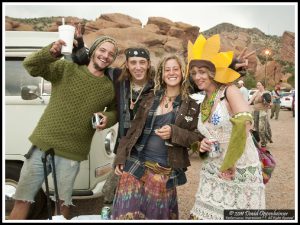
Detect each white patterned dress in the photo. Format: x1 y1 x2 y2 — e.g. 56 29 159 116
190 89 265 220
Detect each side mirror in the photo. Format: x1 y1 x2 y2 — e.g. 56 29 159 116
104 130 116 156
21 85 40 100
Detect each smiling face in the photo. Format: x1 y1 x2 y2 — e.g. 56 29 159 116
190 66 214 92
162 58 182 88
126 56 150 85
91 42 116 71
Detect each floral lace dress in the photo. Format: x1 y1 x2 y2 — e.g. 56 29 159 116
190 89 265 220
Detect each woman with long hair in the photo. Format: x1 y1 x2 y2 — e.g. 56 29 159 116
187 34 265 219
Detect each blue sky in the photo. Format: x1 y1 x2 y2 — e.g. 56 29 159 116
3 2 297 36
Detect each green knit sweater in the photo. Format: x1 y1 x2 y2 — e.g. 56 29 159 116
23 45 117 161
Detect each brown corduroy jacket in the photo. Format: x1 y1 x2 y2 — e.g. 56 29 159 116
114 92 204 169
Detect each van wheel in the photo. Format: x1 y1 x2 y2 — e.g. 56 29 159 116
5 162 51 219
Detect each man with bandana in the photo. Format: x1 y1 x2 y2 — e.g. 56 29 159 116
103 47 155 205
72 37 155 205
9 35 118 220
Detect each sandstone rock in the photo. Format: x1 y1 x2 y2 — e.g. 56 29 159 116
15 24 34 31
168 26 185 39
174 21 193 31
5 19 34 31
5 21 13 31
99 13 142 28
4 15 294 88
147 17 174 35
183 26 200 44
280 31 295 63
255 61 285 86
164 37 184 53
11 20 20 28
84 27 167 48
85 20 119 33
143 24 161 34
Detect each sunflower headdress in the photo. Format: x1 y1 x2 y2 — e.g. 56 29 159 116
187 34 240 84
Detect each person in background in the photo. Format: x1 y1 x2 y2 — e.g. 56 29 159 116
9 34 118 220
112 55 203 220
237 80 249 101
292 90 295 118
249 81 273 148
187 34 265 219
270 83 282 120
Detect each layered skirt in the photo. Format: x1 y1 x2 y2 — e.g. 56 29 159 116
112 164 178 220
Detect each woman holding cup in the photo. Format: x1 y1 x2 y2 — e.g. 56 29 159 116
187 34 265 219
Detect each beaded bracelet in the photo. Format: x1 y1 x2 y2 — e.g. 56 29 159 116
233 112 253 119
232 112 253 124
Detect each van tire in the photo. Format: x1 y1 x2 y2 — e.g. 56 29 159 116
5 161 52 219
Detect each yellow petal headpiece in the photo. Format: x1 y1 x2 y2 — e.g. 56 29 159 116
187 34 240 84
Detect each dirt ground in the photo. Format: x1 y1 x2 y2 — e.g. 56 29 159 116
69 109 296 220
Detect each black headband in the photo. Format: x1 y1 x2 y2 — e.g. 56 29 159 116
125 48 150 60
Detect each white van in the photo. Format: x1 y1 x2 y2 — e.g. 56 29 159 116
4 31 118 218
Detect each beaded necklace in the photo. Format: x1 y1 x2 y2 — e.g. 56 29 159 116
158 91 178 114
130 83 145 110
200 88 219 122
163 94 177 108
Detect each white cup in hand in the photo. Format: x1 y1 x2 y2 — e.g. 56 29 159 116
58 25 75 55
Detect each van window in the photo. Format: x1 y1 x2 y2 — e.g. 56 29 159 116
5 57 52 96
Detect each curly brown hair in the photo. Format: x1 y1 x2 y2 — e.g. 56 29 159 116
154 55 191 100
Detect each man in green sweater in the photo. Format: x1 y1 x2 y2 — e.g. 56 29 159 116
9 36 118 220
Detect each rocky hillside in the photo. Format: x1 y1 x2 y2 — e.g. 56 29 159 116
5 15 295 87
203 23 295 88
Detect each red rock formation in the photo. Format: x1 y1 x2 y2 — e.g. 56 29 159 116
280 31 295 63
5 14 294 85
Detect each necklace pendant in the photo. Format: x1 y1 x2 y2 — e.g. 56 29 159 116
130 101 135 110
165 103 169 108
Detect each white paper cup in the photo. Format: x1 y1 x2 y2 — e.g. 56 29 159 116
58 25 75 55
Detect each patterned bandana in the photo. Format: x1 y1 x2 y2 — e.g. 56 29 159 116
125 48 150 60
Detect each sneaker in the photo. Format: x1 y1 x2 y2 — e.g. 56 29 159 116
270 140 273 143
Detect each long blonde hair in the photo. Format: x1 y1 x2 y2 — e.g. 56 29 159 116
154 55 191 100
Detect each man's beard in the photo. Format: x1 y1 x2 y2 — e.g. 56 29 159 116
93 62 105 72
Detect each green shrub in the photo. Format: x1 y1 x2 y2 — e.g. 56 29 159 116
243 71 257 89
282 64 295 76
287 75 295 87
